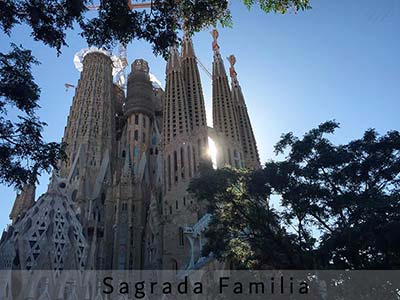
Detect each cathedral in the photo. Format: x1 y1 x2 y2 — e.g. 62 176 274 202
0 29 260 275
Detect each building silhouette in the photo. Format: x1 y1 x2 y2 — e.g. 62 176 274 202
0 30 260 274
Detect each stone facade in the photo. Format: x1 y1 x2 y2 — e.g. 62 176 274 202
0 30 259 274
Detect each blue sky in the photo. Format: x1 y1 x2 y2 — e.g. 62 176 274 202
0 0 399 230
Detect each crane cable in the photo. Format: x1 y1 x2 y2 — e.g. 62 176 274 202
195 56 212 79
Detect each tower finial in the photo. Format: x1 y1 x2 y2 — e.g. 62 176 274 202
227 54 238 86
211 29 220 54
166 45 181 72
182 21 189 38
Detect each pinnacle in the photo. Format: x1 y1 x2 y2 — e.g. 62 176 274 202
166 46 181 72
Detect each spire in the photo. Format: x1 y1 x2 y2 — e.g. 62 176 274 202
181 32 209 163
181 32 195 58
166 46 181 72
211 29 242 163
211 29 240 141
60 50 115 178
228 54 261 169
211 29 227 77
228 54 239 88
228 54 244 106
9 184 35 224
163 46 191 145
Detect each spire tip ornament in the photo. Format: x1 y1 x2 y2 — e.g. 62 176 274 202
227 54 238 86
211 29 220 54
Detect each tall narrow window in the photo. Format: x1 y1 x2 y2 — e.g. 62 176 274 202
164 160 167 194
180 147 185 179
135 114 139 125
193 150 197 174
142 132 145 143
179 228 184 246
173 151 178 183
134 130 138 141
187 146 192 178
171 259 178 272
167 155 171 189
143 116 146 128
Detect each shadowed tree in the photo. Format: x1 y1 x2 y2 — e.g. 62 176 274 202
189 121 400 270
0 0 311 189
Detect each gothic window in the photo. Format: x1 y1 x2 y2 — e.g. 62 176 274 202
173 151 178 183
187 146 192 178
122 202 128 211
134 130 138 141
193 150 197 174
167 155 171 190
142 132 146 143
171 259 178 272
180 147 185 179
135 114 139 125
179 228 184 246
71 190 78 202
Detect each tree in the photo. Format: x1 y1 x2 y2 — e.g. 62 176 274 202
0 44 66 188
0 0 311 189
189 121 400 270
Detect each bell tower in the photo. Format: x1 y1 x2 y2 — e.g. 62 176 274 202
211 29 244 168
228 55 260 169
181 33 209 165
161 46 199 270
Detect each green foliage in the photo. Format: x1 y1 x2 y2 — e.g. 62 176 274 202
0 44 66 188
189 121 400 270
243 0 311 14
189 165 306 269
0 0 89 53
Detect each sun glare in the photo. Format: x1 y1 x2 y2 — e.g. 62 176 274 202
207 137 218 169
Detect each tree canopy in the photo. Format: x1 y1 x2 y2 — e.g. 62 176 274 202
0 0 311 189
189 121 400 270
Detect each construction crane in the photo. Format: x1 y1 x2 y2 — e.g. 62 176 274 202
195 57 212 79
86 1 153 89
85 1 213 85
64 83 75 92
